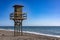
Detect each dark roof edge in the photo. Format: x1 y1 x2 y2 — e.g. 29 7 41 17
13 5 24 7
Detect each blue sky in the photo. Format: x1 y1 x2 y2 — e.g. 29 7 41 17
0 0 60 26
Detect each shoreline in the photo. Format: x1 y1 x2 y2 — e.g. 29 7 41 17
0 29 60 38
0 29 60 40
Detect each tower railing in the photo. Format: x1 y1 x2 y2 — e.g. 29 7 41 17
10 13 27 20
10 13 14 20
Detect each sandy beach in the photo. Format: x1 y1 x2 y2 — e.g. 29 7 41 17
0 30 60 40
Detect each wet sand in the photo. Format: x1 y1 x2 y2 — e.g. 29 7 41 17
0 30 60 40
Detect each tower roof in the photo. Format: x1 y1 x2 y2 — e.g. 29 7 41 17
13 5 24 7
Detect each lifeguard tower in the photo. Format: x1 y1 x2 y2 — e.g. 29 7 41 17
10 5 27 36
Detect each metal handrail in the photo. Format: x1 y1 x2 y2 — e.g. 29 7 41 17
10 13 27 20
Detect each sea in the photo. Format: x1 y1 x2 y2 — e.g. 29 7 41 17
0 26 60 37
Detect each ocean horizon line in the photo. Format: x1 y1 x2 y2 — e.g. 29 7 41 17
2 26 59 27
